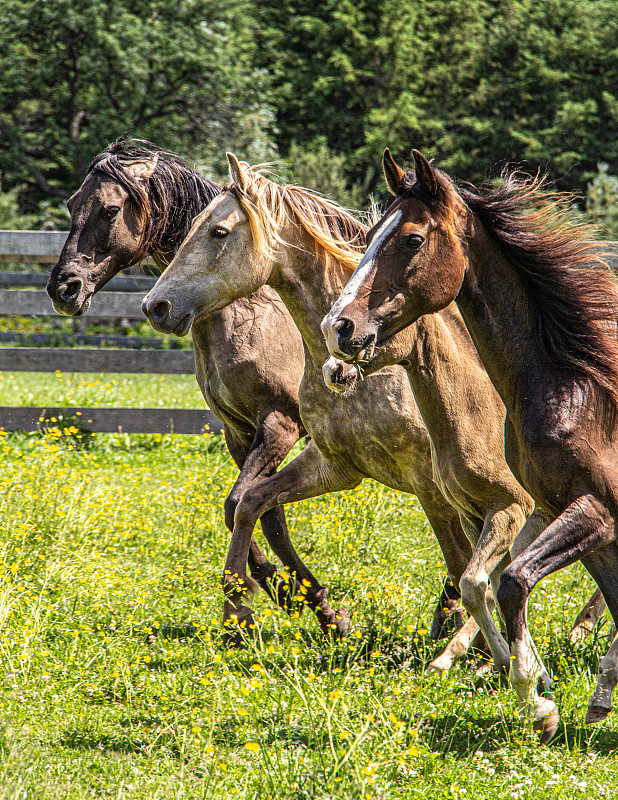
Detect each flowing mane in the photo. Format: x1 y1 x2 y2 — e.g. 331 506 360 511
89 138 220 263
401 167 618 412
225 164 369 273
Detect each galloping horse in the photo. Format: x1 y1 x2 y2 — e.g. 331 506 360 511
46 139 347 633
323 148 618 741
140 154 536 671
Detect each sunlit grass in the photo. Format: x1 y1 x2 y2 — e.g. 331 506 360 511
0 427 617 798
0 370 204 409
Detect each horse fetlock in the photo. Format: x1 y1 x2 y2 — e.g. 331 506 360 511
536 671 554 698
312 587 350 636
430 598 465 641
318 608 351 638
428 644 466 675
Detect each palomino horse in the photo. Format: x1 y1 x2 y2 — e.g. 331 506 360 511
322 148 618 741
46 139 348 634
141 153 531 670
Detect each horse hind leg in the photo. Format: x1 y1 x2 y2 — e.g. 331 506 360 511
497 494 615 744
570 587 607 643
580 542 618 723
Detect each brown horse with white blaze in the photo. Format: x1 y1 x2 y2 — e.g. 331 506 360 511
323 148 618 741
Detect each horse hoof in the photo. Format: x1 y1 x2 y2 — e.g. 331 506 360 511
427 657 449 676
585 703 612 724
322 608 351 638
537 672 554 698
533 708 560 744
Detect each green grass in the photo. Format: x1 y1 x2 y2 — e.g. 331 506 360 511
0 370 204 409
0 427 617 799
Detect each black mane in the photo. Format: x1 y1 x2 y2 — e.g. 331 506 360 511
89 138 220 261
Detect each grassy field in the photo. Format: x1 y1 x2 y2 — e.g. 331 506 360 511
0 370 204 409
1 387 618 798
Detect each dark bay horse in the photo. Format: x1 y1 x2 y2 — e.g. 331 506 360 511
46 139 351 634
140 153 535 670
323 148 618 741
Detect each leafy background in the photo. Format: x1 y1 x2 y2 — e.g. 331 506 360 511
0 0 617 234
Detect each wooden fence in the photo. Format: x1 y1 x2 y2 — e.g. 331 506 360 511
0 230 224 434
2 231 618 436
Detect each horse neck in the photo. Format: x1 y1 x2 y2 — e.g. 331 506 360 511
402 306 503 435
270 225 358 368
454 221 540 412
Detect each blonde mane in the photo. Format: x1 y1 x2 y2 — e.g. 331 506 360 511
224 163 373 273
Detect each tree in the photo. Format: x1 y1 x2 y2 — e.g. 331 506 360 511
0 0 277 214
586 163 618 239
253 0 618 196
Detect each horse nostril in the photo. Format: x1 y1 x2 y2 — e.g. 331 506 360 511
60 280 83 303
148 299 171 325
331 362 343 379
333 317 355 342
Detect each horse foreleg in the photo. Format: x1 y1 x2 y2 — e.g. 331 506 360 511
222 439 360 639
497 495 615 744
457 503 529 675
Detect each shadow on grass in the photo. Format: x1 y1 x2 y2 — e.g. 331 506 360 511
59 728 152 756
420 710 618 757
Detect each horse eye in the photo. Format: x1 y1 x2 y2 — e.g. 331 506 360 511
402 234 424 250
211 226 229 239
103 206 120 221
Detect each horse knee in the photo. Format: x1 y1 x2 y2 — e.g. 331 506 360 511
459 573 487 617
496 566 527 624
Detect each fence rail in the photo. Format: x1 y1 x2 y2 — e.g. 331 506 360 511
3 230 618 435
0 230 223 434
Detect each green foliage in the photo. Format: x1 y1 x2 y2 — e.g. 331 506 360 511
254 0 618 195
585 163 618 239
284 138 367 209
0 0 276 212
2 0 618 223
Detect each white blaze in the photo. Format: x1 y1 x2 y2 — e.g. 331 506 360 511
321 208 403 332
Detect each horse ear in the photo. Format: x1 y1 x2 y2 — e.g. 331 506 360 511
412 150 438 197
382 148 406 196
227 152 247 192
124 155 159 182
